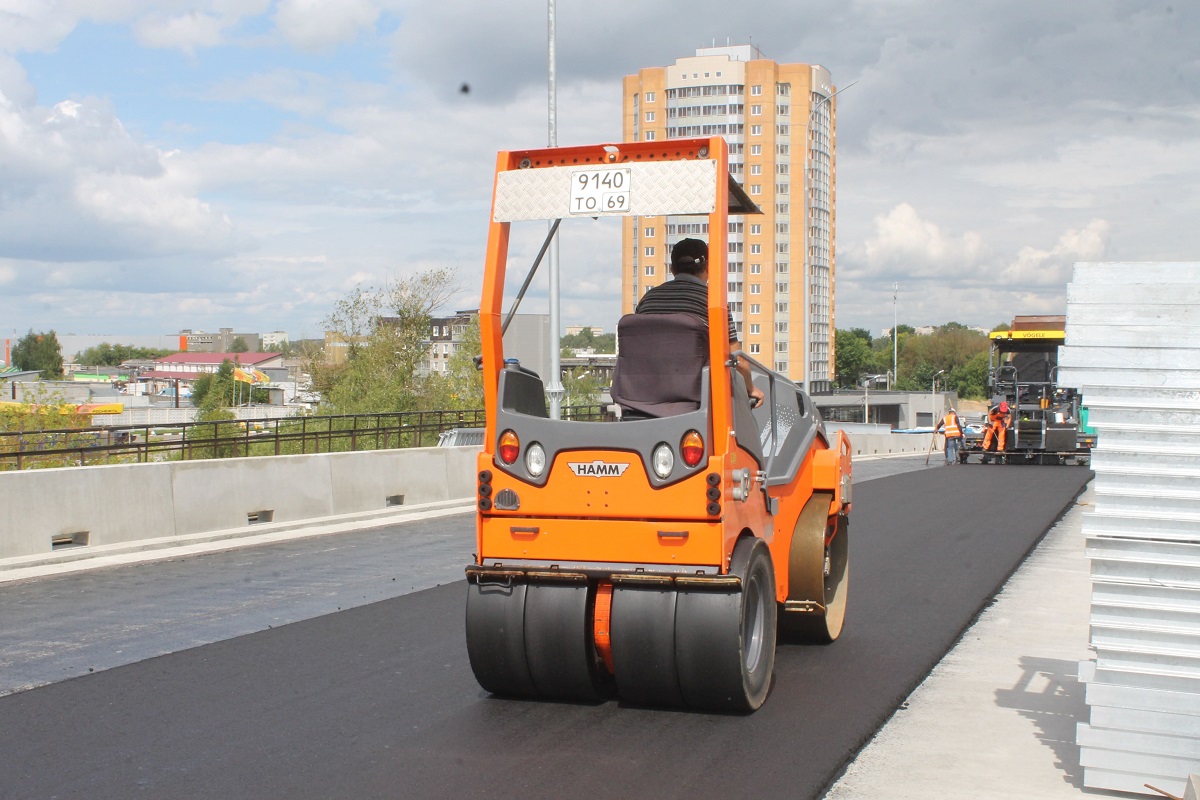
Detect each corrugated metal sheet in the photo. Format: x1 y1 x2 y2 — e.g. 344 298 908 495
1061 262 1200 796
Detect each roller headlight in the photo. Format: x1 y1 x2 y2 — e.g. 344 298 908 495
525 442 547 477
652 443 674 479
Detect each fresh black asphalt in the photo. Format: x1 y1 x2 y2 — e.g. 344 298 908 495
0 463 1091 800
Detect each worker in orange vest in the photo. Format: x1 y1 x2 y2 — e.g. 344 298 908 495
934 407 965 465
981 401 1010 464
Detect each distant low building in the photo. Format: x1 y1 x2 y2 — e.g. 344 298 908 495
180 328 262 353
261 331 289 351
144 352 283 394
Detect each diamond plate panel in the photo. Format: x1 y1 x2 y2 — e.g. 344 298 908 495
493 161 718 222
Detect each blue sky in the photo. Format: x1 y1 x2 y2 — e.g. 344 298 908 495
2 1 1198 344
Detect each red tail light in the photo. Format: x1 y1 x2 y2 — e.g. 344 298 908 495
498 430 520 464
681 430 704 467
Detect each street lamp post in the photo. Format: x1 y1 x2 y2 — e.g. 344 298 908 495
545 0 564 419
892 282 898 390
801 79 857 396
932 369 945 426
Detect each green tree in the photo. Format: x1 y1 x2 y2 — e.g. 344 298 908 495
12 330 64 378
561 328 616 357
229 336 250 353
834 329 873 388
77 343 174 366
318 267 459 414
562 367 604 410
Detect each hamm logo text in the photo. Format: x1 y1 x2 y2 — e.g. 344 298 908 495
568 461 630 478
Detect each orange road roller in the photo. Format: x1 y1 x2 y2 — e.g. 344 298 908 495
465 138 852 712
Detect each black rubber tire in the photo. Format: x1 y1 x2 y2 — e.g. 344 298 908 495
675 537 776 712
523 583 603 702
610 586 684 708
465 580 535 697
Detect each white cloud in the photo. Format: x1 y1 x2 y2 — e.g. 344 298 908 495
1001 219 1109 287
132 1 271 54
272 0 379 54
860 203 984 278
0 87 241 262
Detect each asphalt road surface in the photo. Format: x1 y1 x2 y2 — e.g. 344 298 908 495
0 462 1090 800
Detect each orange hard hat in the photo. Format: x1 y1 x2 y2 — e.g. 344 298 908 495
999 401 1009 413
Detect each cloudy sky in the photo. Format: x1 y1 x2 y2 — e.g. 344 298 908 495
1 1 1196 342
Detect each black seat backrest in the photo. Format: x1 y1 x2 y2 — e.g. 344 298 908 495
611 312 708 418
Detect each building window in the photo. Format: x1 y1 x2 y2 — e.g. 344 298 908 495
644 226 655 237
750 263 762 274
751 104 762 116
750 244 762 254
751 85 762 96
750 184 761 195
750 144 762 156
749 323 760 335
728 261 743 273
749 284 761 295
728 222 743 233
776 281 789 293
750 164 762 176
750 124 762 136
750 223 761 235
645 91 655 102
644 130 655 141
776 124 789 136
728 281 743 293
776 242 789 254
777 104 789 116
776 262 788 273
645 246 655 257
645 265 655 276
776 163 789 175
777 144 789 156
777 83 790 96
749 343 761 354
776 321 788 333
775 341 788 352
750 304 761 315
776 222 789 233
775 361 788 372
775 302 788 313
728 242 743 253
776 183 789 195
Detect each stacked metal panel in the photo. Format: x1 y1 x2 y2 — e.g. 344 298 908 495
1059 262 1200 796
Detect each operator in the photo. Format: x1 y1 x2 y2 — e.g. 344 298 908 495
635 237 765 409
981 400 1010 464
934 406 965 465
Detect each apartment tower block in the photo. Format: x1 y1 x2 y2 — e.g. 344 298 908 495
621 45 837 392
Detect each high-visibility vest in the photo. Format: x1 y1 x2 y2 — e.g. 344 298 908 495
941 413 961 438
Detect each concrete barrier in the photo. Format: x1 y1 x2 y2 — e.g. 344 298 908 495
0 447 478 561
0 432 927 563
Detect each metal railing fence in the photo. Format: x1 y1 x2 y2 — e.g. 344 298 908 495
0 406 606 470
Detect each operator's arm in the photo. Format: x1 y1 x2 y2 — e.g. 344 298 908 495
732 339 765 408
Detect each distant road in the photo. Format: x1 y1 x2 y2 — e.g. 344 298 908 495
0 461 1090 799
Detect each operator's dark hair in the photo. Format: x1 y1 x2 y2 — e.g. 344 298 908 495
670 237 708 276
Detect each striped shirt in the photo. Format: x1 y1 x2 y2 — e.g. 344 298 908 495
635 274 738 342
